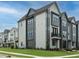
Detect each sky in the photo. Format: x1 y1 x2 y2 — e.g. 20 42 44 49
0 1 79 32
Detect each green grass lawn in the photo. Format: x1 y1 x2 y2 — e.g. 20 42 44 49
0 48 79 57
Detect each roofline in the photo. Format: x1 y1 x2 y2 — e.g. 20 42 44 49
61 12 69 21
18 1 60 23
18 8 48 23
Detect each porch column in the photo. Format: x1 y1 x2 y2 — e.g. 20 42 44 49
57 40 60 48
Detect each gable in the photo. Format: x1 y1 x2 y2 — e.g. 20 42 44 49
49 2 60 15
27 8 36 16
61 13 68 21
71 17 75 23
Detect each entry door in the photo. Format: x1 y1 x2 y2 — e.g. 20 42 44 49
63 40 66 48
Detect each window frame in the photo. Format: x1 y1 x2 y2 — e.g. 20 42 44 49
51 12 60 26
52 40 57 46
51 27 58 37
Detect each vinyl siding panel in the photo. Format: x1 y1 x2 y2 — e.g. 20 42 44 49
18 20 26 48
35 12 47 49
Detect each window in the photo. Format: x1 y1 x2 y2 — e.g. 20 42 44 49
51 13 59 26
51 27 58 37
62 31 66 38
10 34 13 36
62 20 66 27
52 40 56 46
28 31 33 40
27 18 34 40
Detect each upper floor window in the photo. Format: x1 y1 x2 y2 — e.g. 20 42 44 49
62 31 66 38
27 31 33 40
10 34 13 36
27 19 33 25
62 20 66 27
51 13 59 26
73 25 76 34
51 27 58 37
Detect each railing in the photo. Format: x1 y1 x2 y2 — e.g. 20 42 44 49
51 33 60 37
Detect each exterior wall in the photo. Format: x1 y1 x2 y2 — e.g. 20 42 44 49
67 22 72 49
72 24 76 48
61 14 68 49
18 20 26 48
35 12 47 49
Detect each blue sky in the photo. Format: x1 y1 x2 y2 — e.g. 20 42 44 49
0 1 79 32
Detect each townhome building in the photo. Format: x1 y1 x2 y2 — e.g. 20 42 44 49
3 29 10 47
68 17 76 49
61 12 68 49
8 27 18 48
18 2 62 49
18 2 78 50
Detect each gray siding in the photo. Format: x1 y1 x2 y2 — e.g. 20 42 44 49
27 17 35 48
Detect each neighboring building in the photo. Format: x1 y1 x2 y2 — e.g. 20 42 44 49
68 17 76 49
8 27 18 48
3 29 10 47
18 2 79 50
0 28 18 48
61 12 68 49
76 21 79 49
0 32 4 47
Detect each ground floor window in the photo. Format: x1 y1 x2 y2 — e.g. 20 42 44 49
21 42 23 46
52 40 57 46
63 40 66 48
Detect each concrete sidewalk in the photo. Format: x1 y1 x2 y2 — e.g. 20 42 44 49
50 54 79 58
0 51 79 58
0 53 17 58
0 51 40 58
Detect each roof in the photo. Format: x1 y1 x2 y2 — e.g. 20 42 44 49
68 17 75 22
61 12 68 21
18 2 60 22
76 20 79 24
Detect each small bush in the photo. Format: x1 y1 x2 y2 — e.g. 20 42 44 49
11 45 14 49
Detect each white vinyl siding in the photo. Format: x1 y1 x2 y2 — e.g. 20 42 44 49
18 20 26 48
35 12 46 49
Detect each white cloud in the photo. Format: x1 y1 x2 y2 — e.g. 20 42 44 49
0 7 28 20
0 7 19 15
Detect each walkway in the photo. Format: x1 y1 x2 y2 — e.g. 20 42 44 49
0 51 40 58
